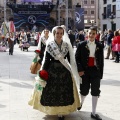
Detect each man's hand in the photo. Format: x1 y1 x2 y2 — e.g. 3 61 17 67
78 71 84 76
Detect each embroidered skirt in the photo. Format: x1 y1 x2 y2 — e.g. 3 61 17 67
28 62 81 115
41 62 74 106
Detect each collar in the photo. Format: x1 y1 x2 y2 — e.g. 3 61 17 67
87 40 95 45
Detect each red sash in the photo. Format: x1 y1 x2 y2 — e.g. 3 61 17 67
88 57 94 66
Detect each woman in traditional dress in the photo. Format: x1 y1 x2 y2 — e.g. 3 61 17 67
29 26 81 120
37 28 50 64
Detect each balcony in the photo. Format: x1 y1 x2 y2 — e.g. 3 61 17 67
102 13 107 19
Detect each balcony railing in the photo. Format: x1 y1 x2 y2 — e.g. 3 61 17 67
102 13 107 19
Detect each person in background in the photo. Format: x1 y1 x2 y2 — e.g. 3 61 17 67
37 28 50 65
37 32 41 44
76 31 85 47
75 27 104 120
27 31 31 44
112 30 120 63
105 29 114 60
34 32 38 46
8 32 15 55
95 32 100 42
68 30 75 47
99 31 106 47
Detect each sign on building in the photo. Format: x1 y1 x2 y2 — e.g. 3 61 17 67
21 0 52 2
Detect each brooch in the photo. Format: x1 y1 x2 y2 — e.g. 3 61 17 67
85 45 89 50
95 47 99 51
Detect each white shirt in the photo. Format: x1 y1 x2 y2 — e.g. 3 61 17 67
87 40 96 57
10 37 15 41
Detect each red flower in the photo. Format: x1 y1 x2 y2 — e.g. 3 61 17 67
39 70 48 81
35 50 41 54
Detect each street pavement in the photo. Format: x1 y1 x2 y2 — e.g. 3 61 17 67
0 44 120 120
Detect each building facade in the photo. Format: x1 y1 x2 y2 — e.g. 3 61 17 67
99 0 120 31
0 0 98 30
80 0 98 29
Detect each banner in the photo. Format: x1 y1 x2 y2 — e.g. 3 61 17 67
7 3 55 30
75 7 84 30
14 12 50 29
21 0 52 2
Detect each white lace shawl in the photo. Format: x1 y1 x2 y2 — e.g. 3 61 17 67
46 41 69 60
37 36 48 50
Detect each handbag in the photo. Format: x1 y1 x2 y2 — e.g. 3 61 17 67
30 62 41 74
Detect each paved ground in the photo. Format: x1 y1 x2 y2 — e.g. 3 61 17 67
0 44 120 120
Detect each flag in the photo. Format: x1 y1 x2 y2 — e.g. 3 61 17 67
75 7 84 30
9 21 16 33
0 22 8 36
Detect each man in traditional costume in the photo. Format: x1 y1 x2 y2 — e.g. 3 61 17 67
75 27 104 120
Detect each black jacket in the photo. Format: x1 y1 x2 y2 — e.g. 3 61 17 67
75 40 104 79
68 33 75 47
77 34 85 41
106 33 114 45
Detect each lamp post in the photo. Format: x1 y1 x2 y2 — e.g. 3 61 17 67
109 12 115 31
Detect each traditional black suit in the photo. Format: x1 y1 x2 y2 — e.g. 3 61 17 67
75 40 104 96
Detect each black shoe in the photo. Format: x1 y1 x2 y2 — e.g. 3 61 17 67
105 57 109 59
91 113 102 120
58 116 64 120
77 104 82 111
110 58 114 60
114 61 119 63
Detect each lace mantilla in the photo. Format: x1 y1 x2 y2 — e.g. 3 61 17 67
41 36 48 45
46 41 69 60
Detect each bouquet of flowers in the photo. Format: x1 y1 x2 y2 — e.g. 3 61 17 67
34 50 41 54
35 70 48 91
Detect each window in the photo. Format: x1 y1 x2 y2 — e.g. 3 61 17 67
91 11 94 14
103 0 107 4
84 20 88 23
102 7 107 19
112 0 116 2
84 0 87 4
112 23 116 31
91 0 94 4
84 11 87 14
68 0 72 8
103 24 107 31
112 5 116 15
